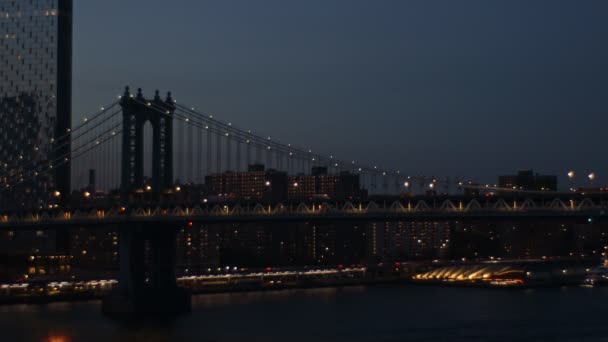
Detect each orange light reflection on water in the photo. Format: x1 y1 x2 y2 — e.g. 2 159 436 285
45 333 70 342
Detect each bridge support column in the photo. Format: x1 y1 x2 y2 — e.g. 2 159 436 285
102 224 191 318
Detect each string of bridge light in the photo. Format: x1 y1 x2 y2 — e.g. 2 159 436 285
4 129 123 193
3 121 123 190
172 102 465 188
24 129 124 200
0 102 120 180
134 97 468 190
124 90 448 186
175 103 386 176
141 99 402 182
1 109 122 186
137 99 323 169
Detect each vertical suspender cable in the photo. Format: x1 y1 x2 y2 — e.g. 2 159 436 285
215 131 221 173
188 119 194 182
235 132 241 172
197 124 203 184
226 133 232 171
246 140 252 168
206 123 212 178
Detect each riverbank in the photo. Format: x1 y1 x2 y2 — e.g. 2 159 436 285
0 268 407 305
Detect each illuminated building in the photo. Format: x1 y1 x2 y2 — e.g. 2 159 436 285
206 165 364 202
0 0 73 208
0 252 71 281
288 174 316 201
205 164 288 202
69 227 119 270
289 167 363 201
367 221 451 261
176 224 220 275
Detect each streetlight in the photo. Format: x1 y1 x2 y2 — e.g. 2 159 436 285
568 171 575 179
567 171 575 192
589 173 596 182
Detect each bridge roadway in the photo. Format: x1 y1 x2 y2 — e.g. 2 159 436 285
1 195 607 229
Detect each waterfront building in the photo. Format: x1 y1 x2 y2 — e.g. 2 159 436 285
176 225 220 275
69 227 118 270
0 252 71 282
367 221 451 261
0 0 73 208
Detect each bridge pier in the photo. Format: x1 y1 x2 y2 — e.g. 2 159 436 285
102 224 191 318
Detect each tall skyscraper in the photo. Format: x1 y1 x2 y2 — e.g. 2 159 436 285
0 0 72 208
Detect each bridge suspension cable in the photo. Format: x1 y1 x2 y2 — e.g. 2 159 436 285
2 112 118 184
4 123 122 189
2 106 123 191
0 101 120 180
137 98 463 194
173 102 467 193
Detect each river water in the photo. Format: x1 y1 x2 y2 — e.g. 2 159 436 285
2 285 608 341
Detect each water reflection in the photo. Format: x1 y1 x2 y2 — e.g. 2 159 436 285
191 286 368 308
44 334 70 342
2 285 608 341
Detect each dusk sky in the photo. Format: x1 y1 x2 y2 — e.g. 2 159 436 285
73 0 608 187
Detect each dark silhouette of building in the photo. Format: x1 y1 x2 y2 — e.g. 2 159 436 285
499 170 557 192
462 182 481 196
0 0 73 208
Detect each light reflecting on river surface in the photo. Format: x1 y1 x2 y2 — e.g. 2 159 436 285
2 285 608 341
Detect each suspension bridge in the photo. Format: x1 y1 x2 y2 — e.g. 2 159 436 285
0 87 605 317
3 86 469 206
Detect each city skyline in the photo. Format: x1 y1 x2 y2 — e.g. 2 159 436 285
72 0 608 186
3 1 608 338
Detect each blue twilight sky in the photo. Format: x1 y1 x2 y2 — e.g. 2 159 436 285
72 0 608 186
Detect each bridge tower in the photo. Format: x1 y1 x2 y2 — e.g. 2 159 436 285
120 86 174 198
102 223 191 318
102 87 190 318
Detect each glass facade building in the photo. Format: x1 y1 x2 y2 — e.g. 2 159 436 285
0 0 72 208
